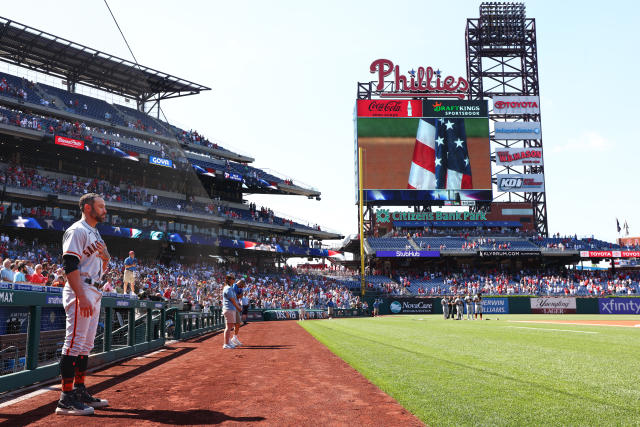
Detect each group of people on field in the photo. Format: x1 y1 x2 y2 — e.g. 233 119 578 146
441 294 483 321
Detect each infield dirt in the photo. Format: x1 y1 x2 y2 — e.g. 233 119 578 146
0 321 422 426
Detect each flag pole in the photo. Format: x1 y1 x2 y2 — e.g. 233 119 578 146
358 146 366 298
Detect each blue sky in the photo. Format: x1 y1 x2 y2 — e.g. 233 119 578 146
2 1 639 242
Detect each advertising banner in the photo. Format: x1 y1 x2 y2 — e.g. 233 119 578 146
149 156 173 168
495 147 543 166
482 297 509 314
531 297 576 314
494 122 541 140
376 250 440 258
357 100 422 117
55 135 85 150
224 172 242 182
479 250 540 257
388 298 435 314
497 174 545 192
492 96 540 114
580 251 640 258
598 298 640 315
421 100 488 118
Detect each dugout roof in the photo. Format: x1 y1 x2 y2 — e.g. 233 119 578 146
0 16 210 101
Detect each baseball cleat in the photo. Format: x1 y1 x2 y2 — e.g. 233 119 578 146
55 392 95 415
74 385 109 408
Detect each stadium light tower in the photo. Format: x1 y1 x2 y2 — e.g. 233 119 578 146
466 2 548 236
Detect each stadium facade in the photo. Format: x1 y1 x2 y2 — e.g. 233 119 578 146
0 16 342 264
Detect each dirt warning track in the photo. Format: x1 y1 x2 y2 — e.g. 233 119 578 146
0 321 421 426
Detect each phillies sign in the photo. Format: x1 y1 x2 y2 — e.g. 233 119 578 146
370 59 468 99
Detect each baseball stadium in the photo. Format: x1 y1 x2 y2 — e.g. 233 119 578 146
0 2 637 426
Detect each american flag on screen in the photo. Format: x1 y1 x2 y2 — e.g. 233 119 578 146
407 118 472 190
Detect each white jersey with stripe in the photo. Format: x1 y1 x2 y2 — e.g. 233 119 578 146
63 219 106 285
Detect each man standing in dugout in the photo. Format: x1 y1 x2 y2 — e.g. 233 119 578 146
56 193 110 415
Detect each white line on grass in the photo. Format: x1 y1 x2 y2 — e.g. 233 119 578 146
507 326 598 334
509 320 639 328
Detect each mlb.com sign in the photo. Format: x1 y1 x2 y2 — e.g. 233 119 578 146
149 156 173 168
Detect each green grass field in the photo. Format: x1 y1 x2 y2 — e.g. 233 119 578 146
300 315 640 426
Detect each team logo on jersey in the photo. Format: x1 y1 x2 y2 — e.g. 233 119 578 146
82 241 102 258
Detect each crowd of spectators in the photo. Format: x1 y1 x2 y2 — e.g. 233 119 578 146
0 161 315 231
0 77 32 102
0 234 358 312
395 267 640 296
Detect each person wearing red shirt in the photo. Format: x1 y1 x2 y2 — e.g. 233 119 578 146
28 264 47 285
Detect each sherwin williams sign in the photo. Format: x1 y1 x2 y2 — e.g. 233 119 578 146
482 297 509 314
598 298 640 314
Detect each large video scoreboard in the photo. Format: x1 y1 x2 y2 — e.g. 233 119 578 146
355 99 490 205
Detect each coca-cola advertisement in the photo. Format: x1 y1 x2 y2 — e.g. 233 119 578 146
530 297 576 314
357 100 422 117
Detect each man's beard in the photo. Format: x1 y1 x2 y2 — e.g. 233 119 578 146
90 207 106 223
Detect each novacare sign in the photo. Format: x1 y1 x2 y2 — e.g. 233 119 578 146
388 298 434 314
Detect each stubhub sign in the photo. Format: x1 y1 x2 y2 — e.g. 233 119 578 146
149 156 173 168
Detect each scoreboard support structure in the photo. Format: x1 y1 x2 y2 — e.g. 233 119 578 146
466 3 548 236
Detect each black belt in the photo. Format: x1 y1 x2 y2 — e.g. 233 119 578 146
84 278 100 289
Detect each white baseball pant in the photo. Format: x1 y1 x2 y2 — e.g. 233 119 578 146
61 285 103 356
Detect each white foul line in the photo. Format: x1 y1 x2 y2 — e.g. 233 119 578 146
507 326 598 334
509 320 640 328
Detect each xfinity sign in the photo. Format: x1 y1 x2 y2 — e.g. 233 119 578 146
149 156 173 168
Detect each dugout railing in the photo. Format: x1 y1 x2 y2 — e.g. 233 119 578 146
0 283 224 394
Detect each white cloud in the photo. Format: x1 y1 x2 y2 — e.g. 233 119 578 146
552 131 611 153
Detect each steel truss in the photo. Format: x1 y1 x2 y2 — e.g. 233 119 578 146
466 2 548 236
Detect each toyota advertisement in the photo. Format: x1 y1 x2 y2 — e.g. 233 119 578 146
492 96 540 114
497 174 545 192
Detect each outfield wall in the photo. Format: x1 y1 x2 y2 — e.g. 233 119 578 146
372 296 640 315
